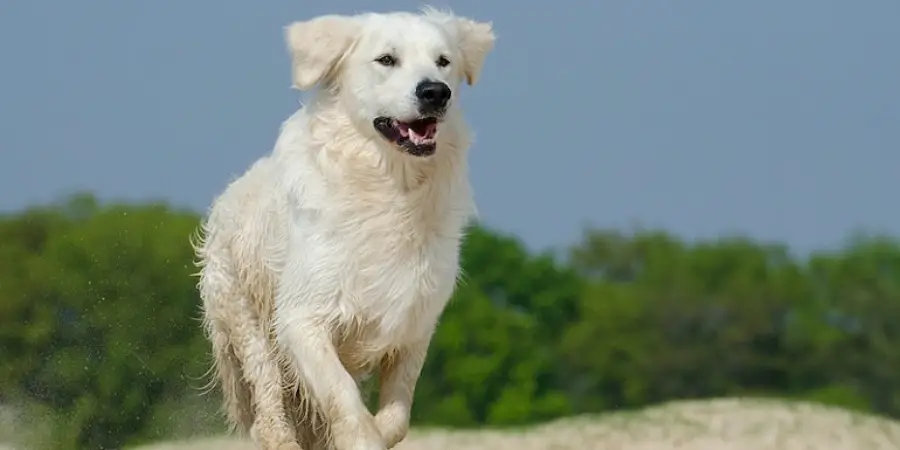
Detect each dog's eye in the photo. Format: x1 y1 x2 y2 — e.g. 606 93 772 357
436 55 451 68
375 54 397 67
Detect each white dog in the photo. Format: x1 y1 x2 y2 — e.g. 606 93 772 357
192 7 494 450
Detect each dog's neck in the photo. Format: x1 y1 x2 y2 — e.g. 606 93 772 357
303 92 470 192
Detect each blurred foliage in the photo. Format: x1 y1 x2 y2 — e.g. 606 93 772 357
2 193 900 448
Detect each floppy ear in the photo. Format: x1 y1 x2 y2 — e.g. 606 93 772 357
284 15 358 90
454 17 495 86
421 8 495 86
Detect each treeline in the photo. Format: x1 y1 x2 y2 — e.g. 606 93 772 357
2 194 900 449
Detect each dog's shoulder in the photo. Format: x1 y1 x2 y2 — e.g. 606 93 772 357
270 110 354 222
271 107 314 162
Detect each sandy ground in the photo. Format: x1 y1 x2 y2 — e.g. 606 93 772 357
131 398 900 450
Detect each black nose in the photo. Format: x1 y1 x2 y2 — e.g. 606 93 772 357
415 81 451 111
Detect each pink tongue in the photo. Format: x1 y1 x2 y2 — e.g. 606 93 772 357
421 123 437 139
396 121 436 140
397 122 410 137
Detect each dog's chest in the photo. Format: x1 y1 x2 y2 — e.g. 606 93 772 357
334 229 460 374
312 184 469 357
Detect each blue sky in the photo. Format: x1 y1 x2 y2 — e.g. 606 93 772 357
1 0 898 253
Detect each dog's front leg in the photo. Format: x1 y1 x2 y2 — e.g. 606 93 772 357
374 339 430 448
276 314 384 450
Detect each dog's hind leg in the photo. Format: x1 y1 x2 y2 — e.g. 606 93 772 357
206 319 255 433
285 392 330 450
229 295 301 450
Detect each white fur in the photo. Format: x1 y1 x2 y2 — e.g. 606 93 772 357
193 7 494 450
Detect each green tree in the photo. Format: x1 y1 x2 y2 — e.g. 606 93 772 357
414 225 576 426
1 194 208 449
0 203 75 400
4 194 900 447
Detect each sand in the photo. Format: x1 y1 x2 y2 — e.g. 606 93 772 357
130 397 900 450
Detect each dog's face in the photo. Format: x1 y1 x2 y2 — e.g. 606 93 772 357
285 8 495 157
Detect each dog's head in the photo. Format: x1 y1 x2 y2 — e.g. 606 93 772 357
285 8 495 157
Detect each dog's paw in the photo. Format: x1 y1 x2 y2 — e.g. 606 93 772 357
374 407 410 449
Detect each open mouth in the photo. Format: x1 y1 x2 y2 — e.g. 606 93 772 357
373 117 439 157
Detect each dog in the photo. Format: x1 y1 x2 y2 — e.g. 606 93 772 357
192 7 494 450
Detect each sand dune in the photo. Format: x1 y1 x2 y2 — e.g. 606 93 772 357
132 398 900 450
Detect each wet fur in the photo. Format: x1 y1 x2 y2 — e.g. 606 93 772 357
192 7 494 450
